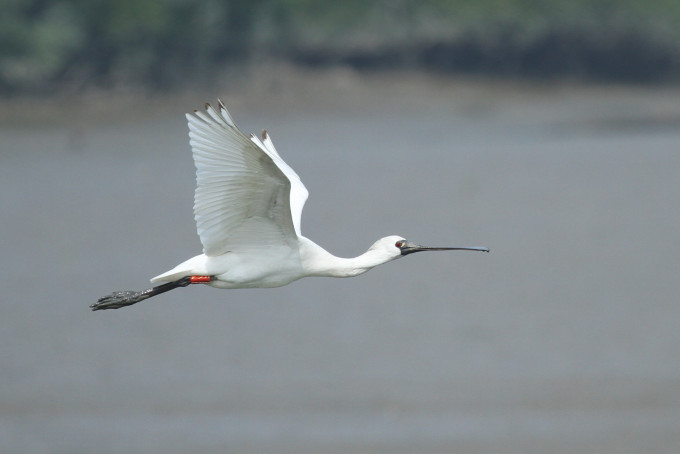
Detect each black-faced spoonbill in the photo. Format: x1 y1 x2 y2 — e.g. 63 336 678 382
91 101 488 310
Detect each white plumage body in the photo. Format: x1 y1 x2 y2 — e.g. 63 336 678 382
151 235 403 289
150 101 405 289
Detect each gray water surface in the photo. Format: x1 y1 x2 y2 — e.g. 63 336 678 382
2 79 680 453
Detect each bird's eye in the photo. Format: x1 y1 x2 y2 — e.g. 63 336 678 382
395 240 406 248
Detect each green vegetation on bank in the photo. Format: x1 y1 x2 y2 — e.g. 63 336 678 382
2 0 680 94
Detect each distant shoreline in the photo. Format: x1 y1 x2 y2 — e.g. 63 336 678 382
3 1 680 96
2 68 680 126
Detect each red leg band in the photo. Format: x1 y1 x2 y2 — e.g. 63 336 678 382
190 275 212 283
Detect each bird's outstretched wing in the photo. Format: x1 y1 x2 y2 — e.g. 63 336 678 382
187 101 309 256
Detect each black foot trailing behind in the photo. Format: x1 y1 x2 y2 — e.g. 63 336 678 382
90 276 194 311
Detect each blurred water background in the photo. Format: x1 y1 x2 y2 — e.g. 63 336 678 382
2 1 680 453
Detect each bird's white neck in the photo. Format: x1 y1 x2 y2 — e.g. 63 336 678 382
299 237 397 278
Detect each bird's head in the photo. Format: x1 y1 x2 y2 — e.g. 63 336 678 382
371 235 489 261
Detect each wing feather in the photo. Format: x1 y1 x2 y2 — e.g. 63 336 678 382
187 101 308 256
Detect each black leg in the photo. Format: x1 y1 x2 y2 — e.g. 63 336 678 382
91 276 192 311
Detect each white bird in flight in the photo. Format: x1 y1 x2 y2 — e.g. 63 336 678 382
91 101 488 310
